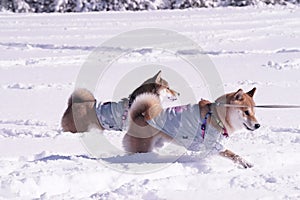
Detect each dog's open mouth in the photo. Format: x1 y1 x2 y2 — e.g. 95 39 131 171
243 123 254 131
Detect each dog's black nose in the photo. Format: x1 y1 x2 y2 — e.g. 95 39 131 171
254 123 260 129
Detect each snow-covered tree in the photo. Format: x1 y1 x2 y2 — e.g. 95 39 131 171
1 0 299 12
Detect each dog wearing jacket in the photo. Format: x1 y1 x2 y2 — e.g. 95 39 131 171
123 88 260 168
61 70 179 133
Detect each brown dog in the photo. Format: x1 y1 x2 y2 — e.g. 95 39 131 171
123 88 260 168
61 71 179 133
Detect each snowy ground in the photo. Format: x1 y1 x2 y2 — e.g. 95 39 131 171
0 6 300 200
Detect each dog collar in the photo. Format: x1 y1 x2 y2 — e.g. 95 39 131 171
212 115 229 138
201 111 228 139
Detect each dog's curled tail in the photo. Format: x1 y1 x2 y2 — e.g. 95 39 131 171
61 88 99 133
129 93 162 126
67 88 96 105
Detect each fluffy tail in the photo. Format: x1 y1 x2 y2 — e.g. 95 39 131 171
67 88 96 105
61 88 100 133
123 93 168 153
129 93 162 126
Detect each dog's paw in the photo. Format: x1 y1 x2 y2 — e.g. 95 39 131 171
236 157 253 169
219 150 253 169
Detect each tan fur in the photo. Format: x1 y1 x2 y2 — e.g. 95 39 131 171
123 88 259 168
128 70 179 107
219 149 253 168
123 94 172 153
61 88 101 133
213 87 259 133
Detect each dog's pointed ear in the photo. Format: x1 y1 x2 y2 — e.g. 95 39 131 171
234 89 244 101
153 70 162 83
247 87 256 97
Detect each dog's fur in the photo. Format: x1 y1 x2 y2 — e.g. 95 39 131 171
123 88 260 168
61 71 179 133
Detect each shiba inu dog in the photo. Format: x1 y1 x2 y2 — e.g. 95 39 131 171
61 70 179 133
123 88 260 168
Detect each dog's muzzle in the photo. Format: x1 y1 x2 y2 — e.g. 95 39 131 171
244 123 260 131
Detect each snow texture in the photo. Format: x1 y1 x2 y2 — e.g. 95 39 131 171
0 6 300 200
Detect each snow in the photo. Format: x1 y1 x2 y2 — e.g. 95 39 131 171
1 6 300 199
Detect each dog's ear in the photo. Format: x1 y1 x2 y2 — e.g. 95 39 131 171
153 70 162 84
247 87 256 97
234 89 244 101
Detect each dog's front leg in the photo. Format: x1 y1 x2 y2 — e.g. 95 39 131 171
219 149 253 168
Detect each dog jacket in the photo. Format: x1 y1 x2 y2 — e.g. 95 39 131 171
96 99 129 131
147 104 224 152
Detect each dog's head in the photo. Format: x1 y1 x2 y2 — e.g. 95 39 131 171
149 70 180 102
216 87 260 132
128 70 179 107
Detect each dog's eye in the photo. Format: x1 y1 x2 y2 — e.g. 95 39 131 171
244 110 250 116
